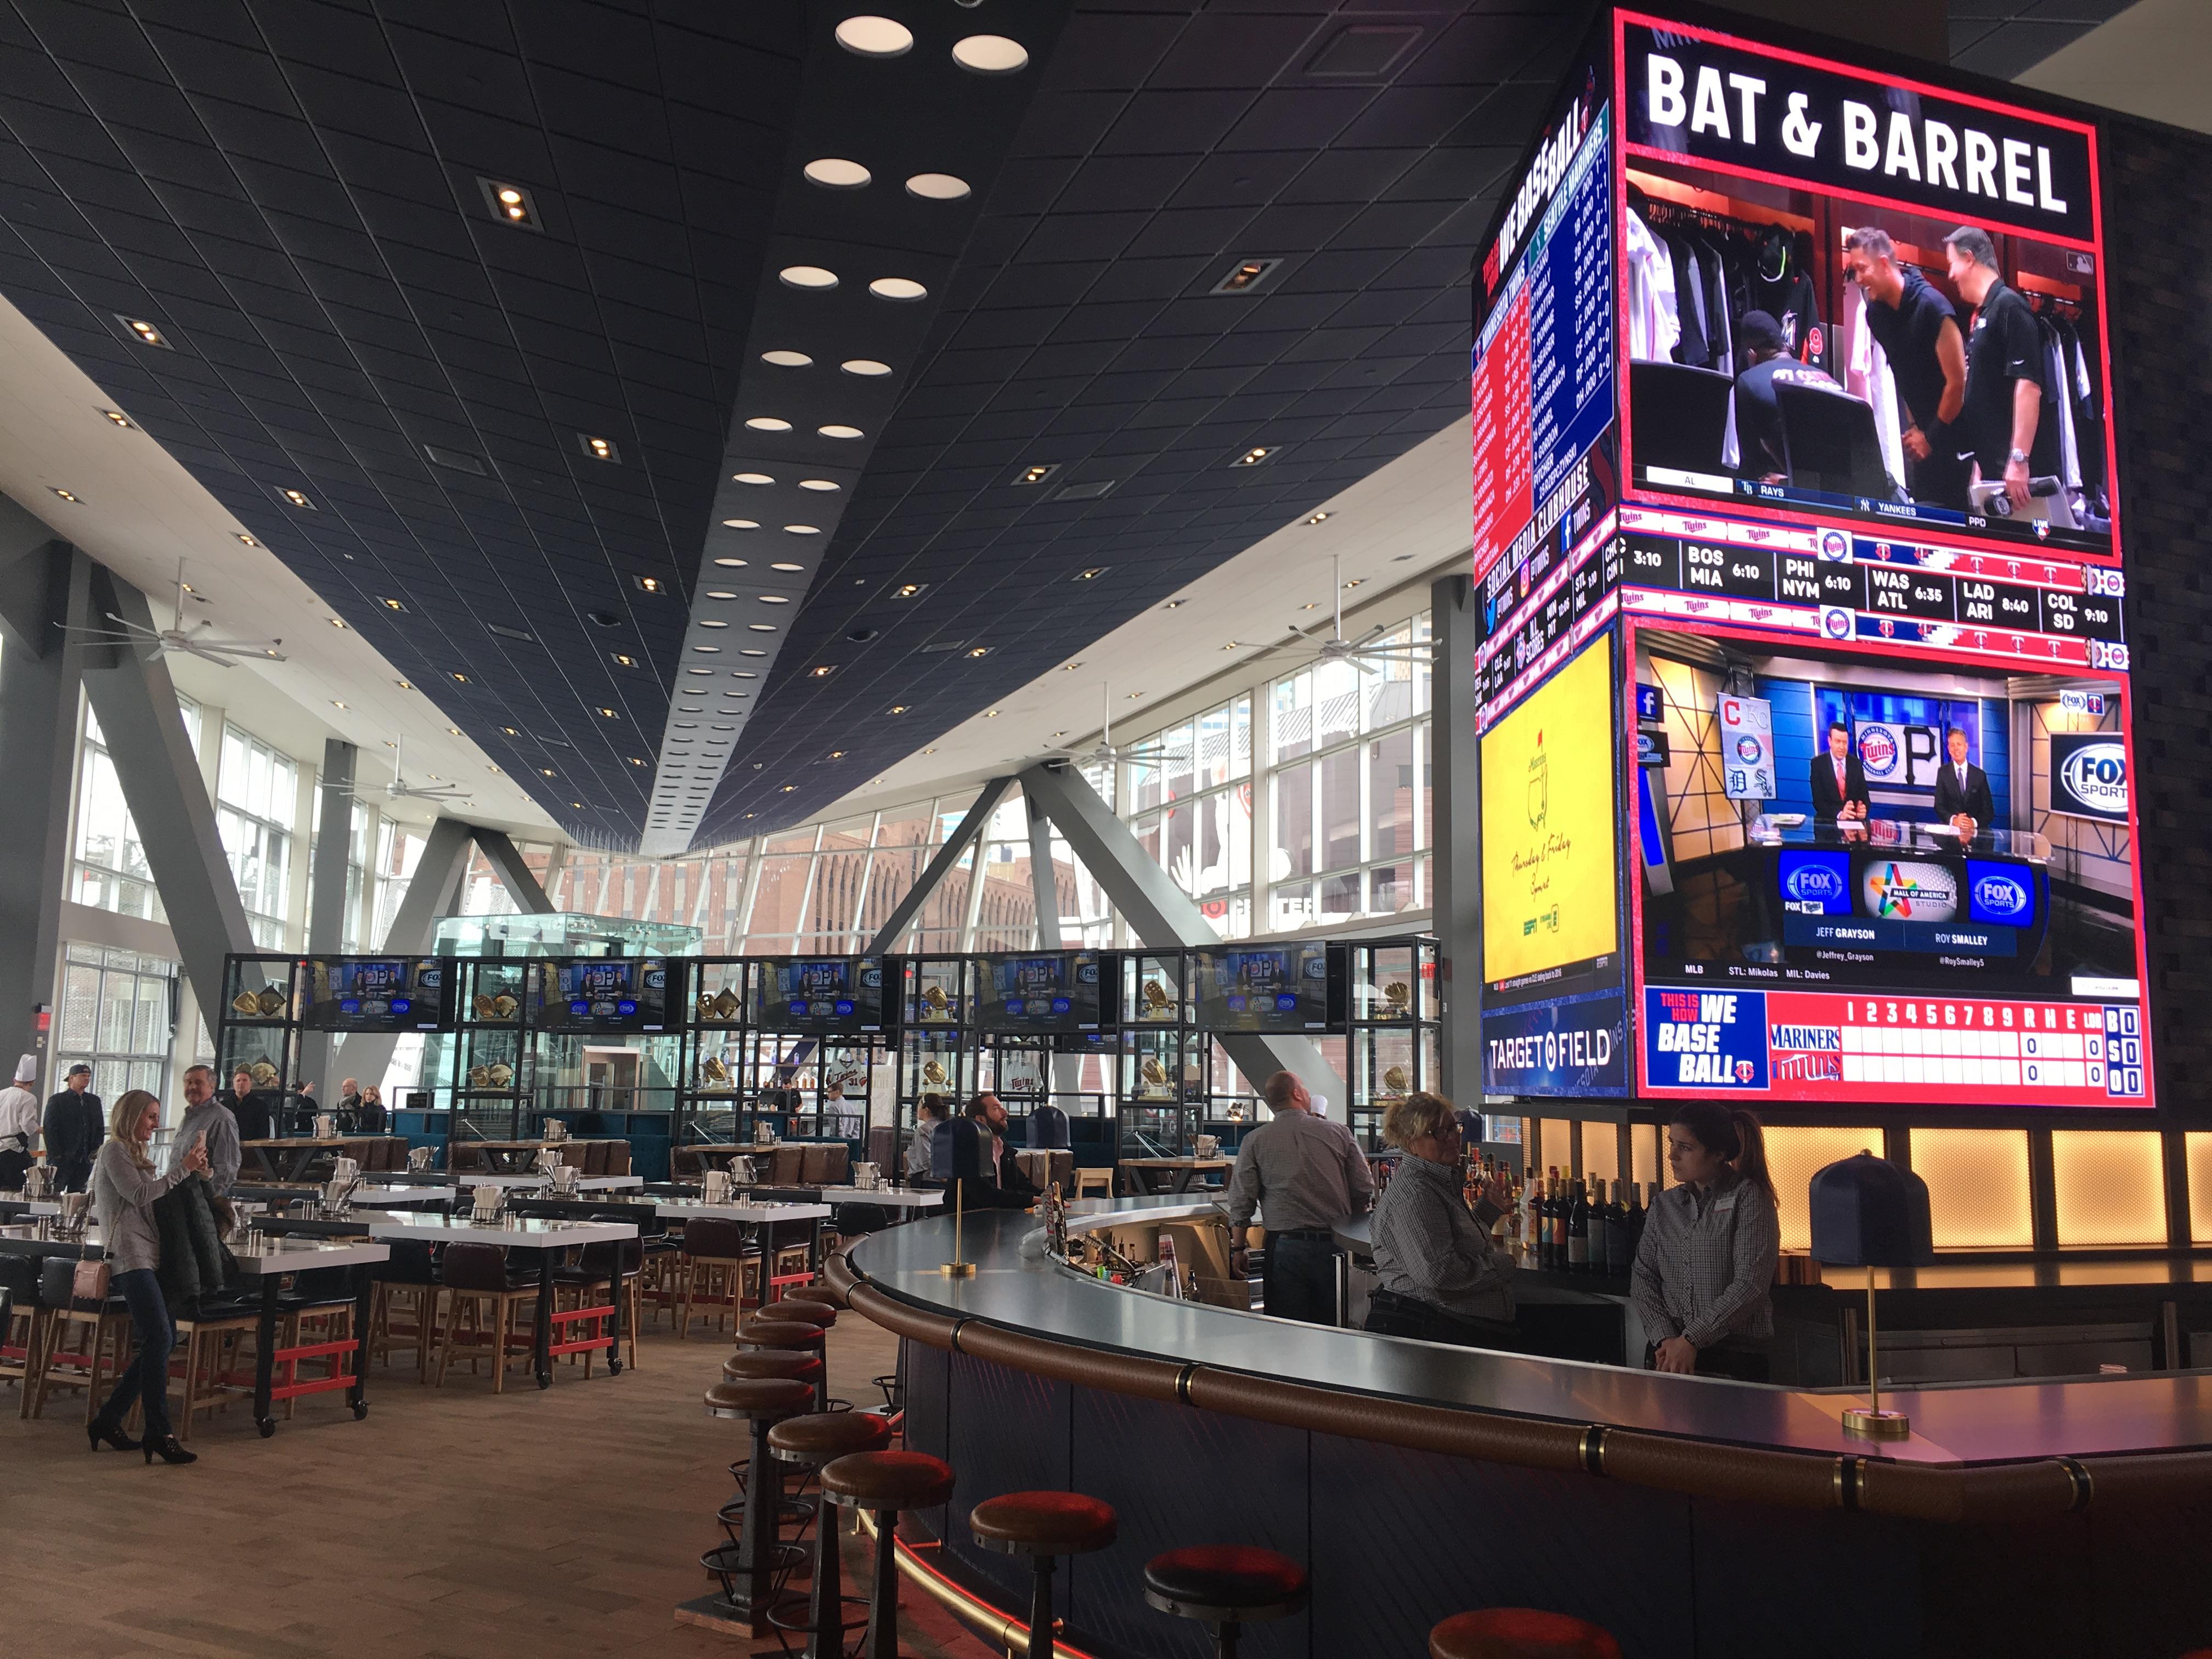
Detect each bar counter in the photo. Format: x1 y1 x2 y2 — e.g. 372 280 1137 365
839 1201 2212 1659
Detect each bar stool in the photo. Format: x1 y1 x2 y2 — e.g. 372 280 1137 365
738 1315 833 1410
783 1278 846 1312
695 1376 814 1638
769 1412 895 1657
1429 1610 1623 1658
760 1294 836 1327
1143 1545 1308 1658
820 1449 956 1659
719 1351 827 1529
970 1491 1118 1659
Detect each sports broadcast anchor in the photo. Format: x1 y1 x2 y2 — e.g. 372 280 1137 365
1933 726 1994 837
1808 721 1871 822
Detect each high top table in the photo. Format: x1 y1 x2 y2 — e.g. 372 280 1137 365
359 1211 637 1389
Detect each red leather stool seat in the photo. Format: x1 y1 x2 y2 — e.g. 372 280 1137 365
1143 1546 1308 1623
820 1448 955 1511
1430 1609 1625 1659
970 1491 1119 1557
759 1296 836 1328
703 1375 813 1422
737 1316 825 1351
723 1350 822 1385
783 1280 845 1311
768 1410 892 1463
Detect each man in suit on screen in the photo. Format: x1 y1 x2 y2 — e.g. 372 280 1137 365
1932 726 1995 837
1808 721 1870 823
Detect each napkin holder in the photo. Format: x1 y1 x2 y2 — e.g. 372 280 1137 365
701 1169 733 1205
471 1183 504 1222
314 1112 337 1139
407 1145 435 1171
544 1119 569 1143
550 1165 583 1196
533 1146 564 1175
851 1161 879 1190
1194 1135 1220 1159
730 1154 758 1186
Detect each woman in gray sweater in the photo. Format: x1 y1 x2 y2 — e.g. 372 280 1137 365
89 1088 209 1464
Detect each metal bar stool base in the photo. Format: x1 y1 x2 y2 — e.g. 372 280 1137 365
673 1588 808 1640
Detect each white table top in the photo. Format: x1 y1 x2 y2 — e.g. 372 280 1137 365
653 1198 832 1223
436 1173 644 1192
231 1236 392 1274
363 1212 637 1246
320 1184 450 1207
808 1186 943 1208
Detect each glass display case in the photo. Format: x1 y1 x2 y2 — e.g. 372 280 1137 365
450 958 531 1140
216 955 299 1097
431 910 701 959
1124 952 1189 1028
1345 936 1440 1150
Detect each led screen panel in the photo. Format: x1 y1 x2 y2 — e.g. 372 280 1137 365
1630 614 2151 1105
536 958 670 1034
754 957 887 1035
978 952 1104 1034
299 958 450 1032
1616 10 2117 563
1193 943 1331 1033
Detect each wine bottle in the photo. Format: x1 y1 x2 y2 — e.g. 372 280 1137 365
1587 1178 1611 1272
1600 1180 1627 1274
1519 1173 1541 1265
1543 1175 1564 1271
1566 1179 1590 1271
1625 1180 1648 1262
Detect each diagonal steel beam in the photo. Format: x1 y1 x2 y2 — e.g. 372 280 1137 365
471 825 555 914
864 775 1012 956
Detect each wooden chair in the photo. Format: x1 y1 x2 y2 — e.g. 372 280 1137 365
368 1242 441 1382
676 1217 758 1339
28 1258 133 1424
554 1223 642 1375
1 1256 48 1418
769 1146 805 1185
1074 1167 1114 1199
167 1305 259 1440
433 1242 538 1392
605 1140 631 1176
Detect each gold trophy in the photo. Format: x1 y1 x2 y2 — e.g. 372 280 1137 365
255 988 286 1016
922 984 951 1021
469 1065 491 1090
1383 980 1412 1017
1141 979 1171 1018
1380 1063 1409 1099
1138 1056 1170 1099
230 990 262 1016
472 994 496 1020
702 1055 730 1088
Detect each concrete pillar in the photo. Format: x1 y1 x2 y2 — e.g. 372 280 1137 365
1428 574 1483 1111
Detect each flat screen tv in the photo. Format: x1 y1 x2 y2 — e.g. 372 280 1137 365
977 951 1103 1033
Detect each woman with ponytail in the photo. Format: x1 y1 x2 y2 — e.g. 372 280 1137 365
1630 1101 1780 1380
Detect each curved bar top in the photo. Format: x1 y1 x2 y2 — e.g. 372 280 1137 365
844 1201 2212 1487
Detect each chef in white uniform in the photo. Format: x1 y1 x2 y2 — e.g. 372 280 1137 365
0 1053 43 1189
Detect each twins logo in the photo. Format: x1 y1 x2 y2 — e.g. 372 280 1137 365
1819 529 1850 561
1821 606 1853 640
1858 726 1899 778
1735 735 1764 762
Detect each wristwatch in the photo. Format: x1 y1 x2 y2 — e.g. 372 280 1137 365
2007 448 2029 465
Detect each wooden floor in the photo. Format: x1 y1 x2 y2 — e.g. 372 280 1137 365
0 1305 996 1659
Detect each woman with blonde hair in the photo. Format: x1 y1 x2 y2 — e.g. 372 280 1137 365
1364 1091 1521 1351
88 1088 209 1463
1632 1102 1780 1380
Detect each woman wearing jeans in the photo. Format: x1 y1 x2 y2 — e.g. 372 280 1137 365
88 1088 209 1464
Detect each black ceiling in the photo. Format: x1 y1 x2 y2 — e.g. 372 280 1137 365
0 0 2132 850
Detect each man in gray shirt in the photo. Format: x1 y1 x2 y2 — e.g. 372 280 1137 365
1224 1070 1374 1324
168 1063 241 1202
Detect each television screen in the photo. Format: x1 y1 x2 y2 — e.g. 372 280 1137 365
1193 943 1331 1032
538 958 669 1033
754 957 887 1034
300 958 450 1032
1616 11 2117 562
978 952 1103 1033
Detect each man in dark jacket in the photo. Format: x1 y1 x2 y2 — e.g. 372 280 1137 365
224 1068 273 1143
43 1063 104 1192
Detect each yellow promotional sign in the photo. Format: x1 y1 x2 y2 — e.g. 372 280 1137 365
1481 638 1618 983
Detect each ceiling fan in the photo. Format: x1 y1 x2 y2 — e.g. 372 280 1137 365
1041 681 1187 771
1224 555 1429 672
63 558 286 665
352 736 472 805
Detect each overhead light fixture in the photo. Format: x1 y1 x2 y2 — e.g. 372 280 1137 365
952 33 1029 74
487 764 501 774
630 757 646 766
835 15 912 56
803 157 870 189
778 264 838 290
1071 567 1107 582
501 725 520 736
889 704 909 714
478 178 540 229
893 583 926 599
984 709 1000 719
578 433 620 461
781 784 796 793
1306 511 1333 525
923 747 938 755
1062 662 1082 671
235 533 259 546
906 173 970 201
818 424 864 439
1229 447 1274 467
571 802 583 810
1162 599 1185 609
1343 578 1363 590
396 679 413 691
612 653 636 667
868 276 926 302
798 478 839 492
841 359 891 377
1127 691 1144 699
1211 257 1283 295
808 664 837 678
782 525 820 537
447 726 462 736
757 595 791 606
635 574 665 594
540 768 556 777
770 562 805 574
331 700 348 710
379 596 405 611
118 315 171 348
328 616 347 629
966 647 989 658
49 488 79 503
828 750 845 759
1015 462 1059 486
280 487 316 508
100 408 132 427
699 619 729 629
745 416 792 432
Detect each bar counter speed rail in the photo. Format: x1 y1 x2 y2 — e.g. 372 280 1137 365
837 1201 2212 1659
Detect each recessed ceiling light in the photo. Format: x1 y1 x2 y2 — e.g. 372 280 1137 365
733 671 758 679
778 264 838 290
1212 257 1283 295
635 574 665 594
923 747 937 755
1163 599 1187 610
782 524 820 536
119 315 170 348
868 276 927 301
770 562 805 573
1306 511 1332 525
699 619 729 629
745 416 793 432
1301 602 1319 611
1229 447 1273 467
747 623 777 632
686 666 714 675
714 556 751 568
379 596 405 611
828 749 845 759
280 488 316 508
396 679 413 690
630 757 646 766
1222 642 1242 652
100 408 132 427
798 478 839 492
953 34 1029 74
758 595 792 605
1127 691 1144 699
1343 578 1363 590
571 801 583 809
501 725 520 736
331 700 348 710
447 727 462 736
579 433 619 461
808 664 837 678
983 709 1000 718
1016 463 1058 486
235 533 259 546
707 589 737 600
479 178 539 229
841 359 892 376
835 15 912 56
1072 567 1107 582
1062 662 1082 670
599 707 617 718
740 648 768 657
893 583 925 598
49 487 80 503
803 157 871 189
782 784 797 793
612 654 636 667
721 520 759 532
328 616 347 629
817 425 864 440
761 349 812 368
967 647 989 658
540 768 556 777
734 472 774 485
906 173 970 201
889 704 909 714
487 764 501 774
692 644 723 653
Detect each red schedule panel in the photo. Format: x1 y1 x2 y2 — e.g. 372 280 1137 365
1471 288 1532 581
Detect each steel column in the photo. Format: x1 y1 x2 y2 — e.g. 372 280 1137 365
331 815 476 1087
863 776 1011 955
1429 572 1483 1114
472 825 555 913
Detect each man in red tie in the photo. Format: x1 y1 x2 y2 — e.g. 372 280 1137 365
1808 721 1871 823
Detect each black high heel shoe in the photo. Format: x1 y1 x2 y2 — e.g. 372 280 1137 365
143 1435 197 1465
88 1417 140 1453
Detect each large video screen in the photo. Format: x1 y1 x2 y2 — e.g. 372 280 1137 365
978 952 1103 1034
1630 617 2150 1105
1472 40 1616 586
300 958 450 1032
755 957 887 1034
537 958 669 1034
1479 635 1628 1096
1193 943 1331 1032
1616 11 2115 561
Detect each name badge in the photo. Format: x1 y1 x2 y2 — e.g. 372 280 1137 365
1714 1194 1737 1215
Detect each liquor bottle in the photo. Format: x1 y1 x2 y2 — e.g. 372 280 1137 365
1566 1179 1590 1271
1624 1180 1648 1263
1543 1175 1564 1271
1519 1173 1541 1265
1586 1178 1611 1272
1533 1176 1552 1269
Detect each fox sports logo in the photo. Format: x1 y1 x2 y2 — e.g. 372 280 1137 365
1784 862 1847 906
1972 872 2032 921
2060 741 2128 815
